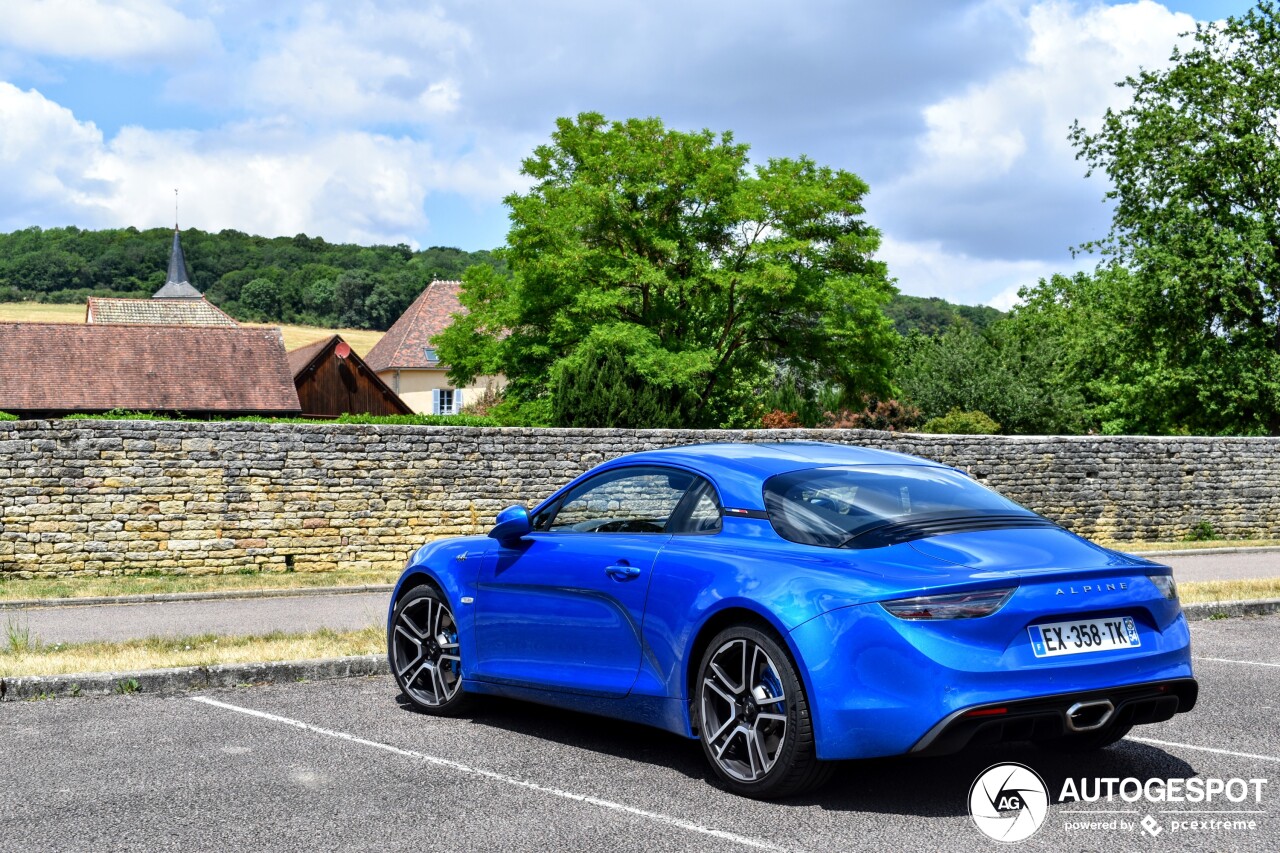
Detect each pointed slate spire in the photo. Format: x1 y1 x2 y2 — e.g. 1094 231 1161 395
153 228 202 298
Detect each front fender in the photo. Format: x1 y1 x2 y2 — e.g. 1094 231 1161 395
387 536 489 670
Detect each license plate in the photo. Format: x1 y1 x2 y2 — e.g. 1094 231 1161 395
1028 616 1140 658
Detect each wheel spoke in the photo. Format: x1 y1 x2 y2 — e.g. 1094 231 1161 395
429 599 444 637
394 645 425 678
750 726 773 773
709 661 743 696
703 676 737 706
398 611 427 640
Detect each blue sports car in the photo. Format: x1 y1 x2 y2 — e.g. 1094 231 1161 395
387 442 1196 797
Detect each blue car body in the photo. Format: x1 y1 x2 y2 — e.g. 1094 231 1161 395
388 441 1196 760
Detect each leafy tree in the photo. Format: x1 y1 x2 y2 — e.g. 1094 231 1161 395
240 278 282 318
1008 269 1180 434
436 112 898 428
1070 2 1280 434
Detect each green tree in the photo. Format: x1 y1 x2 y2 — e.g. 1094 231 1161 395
240 277 282 318
435 112 898 427
1070 2 1280 434
895 321 1087 435
551 335 690 427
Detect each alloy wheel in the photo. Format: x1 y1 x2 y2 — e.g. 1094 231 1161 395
700 637 789 782
391 592 462 707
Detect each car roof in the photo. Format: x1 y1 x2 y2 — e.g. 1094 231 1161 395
594 441 948 510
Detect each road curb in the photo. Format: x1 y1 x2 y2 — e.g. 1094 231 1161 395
0 584 395 611
0 654 389 702
1183 598 1280 620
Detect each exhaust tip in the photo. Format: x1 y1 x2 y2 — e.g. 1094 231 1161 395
1065 699 1115 732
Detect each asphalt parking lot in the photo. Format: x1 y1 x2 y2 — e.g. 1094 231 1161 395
3 614 1278 853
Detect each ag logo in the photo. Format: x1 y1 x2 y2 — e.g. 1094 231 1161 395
969 762 1049 843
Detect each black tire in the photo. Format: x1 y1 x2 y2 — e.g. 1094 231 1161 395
694 625 833 798
1037 722 1132 753
389 585 473 716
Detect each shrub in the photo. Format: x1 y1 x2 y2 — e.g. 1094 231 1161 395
1184 520 1218 542
761 409 801 429
551 338 690 428
822 397 922 432
918 408 1001 435
0 411 17 421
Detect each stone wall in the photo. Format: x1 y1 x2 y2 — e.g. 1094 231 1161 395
1 420 1278 579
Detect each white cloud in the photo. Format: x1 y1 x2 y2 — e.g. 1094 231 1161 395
878 0 1197 285
907 1 1194 188
0 82 524 244
0 83 111 228
242 2 469 123
877 235 1083 310
0 1 219 64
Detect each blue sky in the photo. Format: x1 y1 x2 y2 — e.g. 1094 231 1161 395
0 0 1260 307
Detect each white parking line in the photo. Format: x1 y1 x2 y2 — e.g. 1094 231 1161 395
190 696 791 852
1193 656 1280 668
1128 736 1280 763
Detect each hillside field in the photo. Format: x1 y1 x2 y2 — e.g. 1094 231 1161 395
0 302 385 356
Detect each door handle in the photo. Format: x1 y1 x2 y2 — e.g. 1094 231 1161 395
605 563 641 580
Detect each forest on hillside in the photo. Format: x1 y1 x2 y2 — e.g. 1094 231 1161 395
0 225 993 337
0 225 504 331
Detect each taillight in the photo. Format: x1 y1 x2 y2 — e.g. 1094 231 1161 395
880 587 1015 620
1149 573 1178 601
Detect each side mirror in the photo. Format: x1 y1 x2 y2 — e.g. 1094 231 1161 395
489 505 531 542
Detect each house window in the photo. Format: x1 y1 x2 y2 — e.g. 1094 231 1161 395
424 348 438 362
431 388 463 415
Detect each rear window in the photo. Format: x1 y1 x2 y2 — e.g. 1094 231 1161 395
763 465 1039 549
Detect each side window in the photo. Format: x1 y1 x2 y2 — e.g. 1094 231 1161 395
547 467 694 534
669 479 723 535
683 488 723 534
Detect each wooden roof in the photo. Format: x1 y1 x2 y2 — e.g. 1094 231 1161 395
363 280 463 372
0 322 301 415
288 334 412 417
86 297 239 327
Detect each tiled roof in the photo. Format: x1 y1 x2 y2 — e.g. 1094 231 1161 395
86 297 239 327
0 323 301 414
363 280 464 372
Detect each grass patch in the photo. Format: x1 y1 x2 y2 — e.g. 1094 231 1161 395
1178 578 1280 605
0 569 397 603
0 624 384 678
1105 538 1280 553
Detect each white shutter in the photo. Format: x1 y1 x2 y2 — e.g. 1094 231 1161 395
454 389 463 413
431 388 441 415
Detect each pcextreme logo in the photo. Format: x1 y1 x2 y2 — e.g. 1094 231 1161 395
969 763 1049 843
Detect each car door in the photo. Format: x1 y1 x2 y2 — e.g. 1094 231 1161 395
473 465 697 698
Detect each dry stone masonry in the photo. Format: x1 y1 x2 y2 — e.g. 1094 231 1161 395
1 420 1277 579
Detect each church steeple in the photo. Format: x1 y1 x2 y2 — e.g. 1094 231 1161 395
152 226 202 299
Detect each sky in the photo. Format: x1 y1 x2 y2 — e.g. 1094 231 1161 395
0 0 1261 308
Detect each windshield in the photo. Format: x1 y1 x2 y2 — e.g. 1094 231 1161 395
763 465 1043 549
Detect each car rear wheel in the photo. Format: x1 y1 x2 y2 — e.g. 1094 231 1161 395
1037 722 1132 752
390 585 472 715
695 625 832 798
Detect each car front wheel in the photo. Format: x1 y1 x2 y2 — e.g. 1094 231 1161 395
390 585 471 715
695 625 832 798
